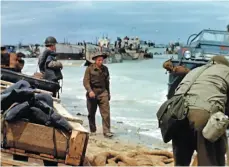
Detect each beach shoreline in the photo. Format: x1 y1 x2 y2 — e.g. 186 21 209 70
75 114 174 165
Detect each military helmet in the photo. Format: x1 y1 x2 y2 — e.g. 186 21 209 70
210 55 229 67
44 36 58 45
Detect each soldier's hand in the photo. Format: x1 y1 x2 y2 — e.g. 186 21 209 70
89 91 95 98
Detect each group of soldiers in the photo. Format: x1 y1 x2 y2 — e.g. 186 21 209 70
2 24 229 165
1 46 25 72
38 36 113 138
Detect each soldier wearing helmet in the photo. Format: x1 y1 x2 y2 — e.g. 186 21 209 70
83 52 113 138
38 36 63 84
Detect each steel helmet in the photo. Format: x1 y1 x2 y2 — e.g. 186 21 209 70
211 55 229 67
44 36 58 45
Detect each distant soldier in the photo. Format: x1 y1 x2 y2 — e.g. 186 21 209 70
14 52 25 73
172 55 229 166
1 46 10 67
83 52 113 138
38 36 63 82
1 46 25 72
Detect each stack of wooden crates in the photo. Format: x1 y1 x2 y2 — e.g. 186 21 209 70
0 80 89 166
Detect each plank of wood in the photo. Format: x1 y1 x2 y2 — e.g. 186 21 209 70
65 130 87 166
4 121 69 158
1 148 65 163
0 152 40 166
54 101 83 124
68 122 89 133
9 148 25 153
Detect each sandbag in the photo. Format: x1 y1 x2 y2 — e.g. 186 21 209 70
29 107 51 125
50 111 73 132
5 101 30 121
1 80 31 94
35 93 53 108
1 89 34 112
91 150 174 166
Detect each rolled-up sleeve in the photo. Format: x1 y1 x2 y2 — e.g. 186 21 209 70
83 67 92 93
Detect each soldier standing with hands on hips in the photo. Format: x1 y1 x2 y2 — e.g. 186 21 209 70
83 52 113 138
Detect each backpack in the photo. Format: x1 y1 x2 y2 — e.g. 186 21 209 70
156 64 212 143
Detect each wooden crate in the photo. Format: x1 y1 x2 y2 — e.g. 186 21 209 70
2 121 89 166
1 149 92 166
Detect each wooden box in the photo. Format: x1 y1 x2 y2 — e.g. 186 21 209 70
2 121 89 166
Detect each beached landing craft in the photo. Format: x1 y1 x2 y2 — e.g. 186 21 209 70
114 36 153 60
39 43 86 67
163 29 229 99
16 44 40 58
83 43 123 66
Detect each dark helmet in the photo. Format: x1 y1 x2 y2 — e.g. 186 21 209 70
44 36 58 45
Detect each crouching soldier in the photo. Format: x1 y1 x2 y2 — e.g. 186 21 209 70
172 55 229 166
83 52 113 138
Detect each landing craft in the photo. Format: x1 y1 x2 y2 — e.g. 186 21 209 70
163 29 229 99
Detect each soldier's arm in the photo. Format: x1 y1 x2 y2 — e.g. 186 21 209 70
106 68 110 95
47 61 63 70
83 67 92 93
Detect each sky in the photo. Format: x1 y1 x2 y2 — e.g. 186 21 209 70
1 0 229 45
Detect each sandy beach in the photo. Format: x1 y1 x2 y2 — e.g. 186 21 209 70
77 115 175 166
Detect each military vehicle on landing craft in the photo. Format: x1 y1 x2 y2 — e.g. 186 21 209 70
163 29 229 99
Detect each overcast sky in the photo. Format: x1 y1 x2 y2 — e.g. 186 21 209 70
1 0 229 44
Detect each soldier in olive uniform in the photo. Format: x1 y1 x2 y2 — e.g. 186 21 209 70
172 55 229 166
83 53 113 138
38 36 63 82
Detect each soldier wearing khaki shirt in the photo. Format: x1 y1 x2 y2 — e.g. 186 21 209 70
173 55 229 166
83 53 113 138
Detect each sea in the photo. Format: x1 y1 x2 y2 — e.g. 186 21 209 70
22 56 174 148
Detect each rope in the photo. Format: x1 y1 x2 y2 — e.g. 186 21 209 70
52 127 58 158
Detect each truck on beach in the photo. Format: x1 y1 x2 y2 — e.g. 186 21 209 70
163 29 229 99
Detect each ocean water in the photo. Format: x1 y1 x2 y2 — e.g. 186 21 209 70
22 58 170 142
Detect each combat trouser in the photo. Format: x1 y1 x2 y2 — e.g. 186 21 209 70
172 109 227 166
86 90 110 134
